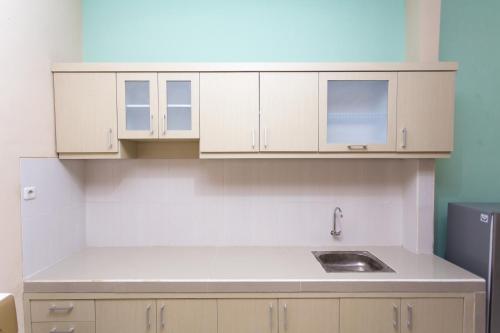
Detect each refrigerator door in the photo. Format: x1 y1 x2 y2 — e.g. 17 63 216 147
490 213 500 333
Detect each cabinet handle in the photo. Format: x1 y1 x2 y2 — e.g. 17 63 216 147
401 128 408 148
163 113 167 135
160 304 165 329
269 303 273 331
392 304 399 329
107 128 113 149
150 114 154 135
407 304 413 330
347 145 367 150
50 328 74 333
252 129 256 149
49 304 74 312
146 304 151 330
283 303 288 331
264 128 268 149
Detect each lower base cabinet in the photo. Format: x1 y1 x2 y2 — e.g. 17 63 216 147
279 299 339 333
96 300 156 333
32 322 95 333
401 298 463 333
217 299 278 333
157 299 217 333
340 298 400 333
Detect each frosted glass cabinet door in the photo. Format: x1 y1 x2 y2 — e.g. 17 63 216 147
319 72 397 152
117 73 159 139
158 73 199 139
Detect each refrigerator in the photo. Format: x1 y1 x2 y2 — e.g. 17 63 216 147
446 203 500 333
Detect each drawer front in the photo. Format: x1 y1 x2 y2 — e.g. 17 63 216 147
32 322 95 333
31 300 95 322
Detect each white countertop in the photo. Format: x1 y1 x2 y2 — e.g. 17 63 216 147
24 246 484 293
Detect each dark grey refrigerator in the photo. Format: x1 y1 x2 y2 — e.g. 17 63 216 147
446 203 500 333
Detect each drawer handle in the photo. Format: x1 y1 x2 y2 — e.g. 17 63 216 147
50 328 74 333
49 304 74 313
347 145 367 150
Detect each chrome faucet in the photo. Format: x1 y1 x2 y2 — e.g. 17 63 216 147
331 207 343 238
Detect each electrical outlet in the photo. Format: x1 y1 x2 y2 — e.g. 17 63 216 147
23 186 36 200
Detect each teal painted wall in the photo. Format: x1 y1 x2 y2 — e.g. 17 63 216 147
435 0 500 256
83 0 405 62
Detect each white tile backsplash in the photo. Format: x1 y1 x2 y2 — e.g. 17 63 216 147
85 159 406 247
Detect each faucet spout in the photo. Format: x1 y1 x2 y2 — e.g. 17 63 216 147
331 207 343 237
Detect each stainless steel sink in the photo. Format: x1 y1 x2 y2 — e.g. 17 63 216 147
312 251 395 273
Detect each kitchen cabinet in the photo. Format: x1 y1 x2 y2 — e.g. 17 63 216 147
32 322 95 333
96 300 156 333
340 298 400 333
397 72 455 152
319 72 397 152
200 73 260 153
401 298 463 333
54 73 117 153
260 72 319 152
278 299 339 333
158 73 200 139
157 299 216 333
117 73 159 139
217 299 278 333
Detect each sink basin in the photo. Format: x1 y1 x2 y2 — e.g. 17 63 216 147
312 251 395 273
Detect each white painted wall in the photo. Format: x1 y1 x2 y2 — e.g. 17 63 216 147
20 159 86 278
85 159 407 247
0 0 81 330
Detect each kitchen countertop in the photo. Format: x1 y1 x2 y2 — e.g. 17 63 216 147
24 246 485 293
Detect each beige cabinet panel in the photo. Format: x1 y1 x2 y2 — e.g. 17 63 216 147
96 300 156 333
158 73 200 139
218 299 278 333
340 298 400 333
319 72 397 152
279 299 339 333
401 298 463 333
117 73 159 139
54 73 117 153
397 72 455 152
260 72 319 152
200 73 260 153
32 322 95 333
157 299 216 333
31 300 95 322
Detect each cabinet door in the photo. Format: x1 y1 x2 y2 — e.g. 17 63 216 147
279 299 339 333
117 73 159 139
157 299 216 333
96 300 156 333
340 298 400 333
217 299 277 333
200 73 259 153
319 72 397 152
397 72 455 152
158 73 199 139
401 298 463 333
54 73 117 153
260 72 319 152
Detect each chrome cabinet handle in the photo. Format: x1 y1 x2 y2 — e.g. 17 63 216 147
407 304 413 329
283 303 288 331
347 145 367 150
401 128 408 148
163 113 167 135
146 304 151 330
252 129 255 149
49 304 74 312
160 304 165 329
50 328 74 333
107 128 113 149
393 304 399 329
150 114 154 135
268 303 273 331
264 128 268 149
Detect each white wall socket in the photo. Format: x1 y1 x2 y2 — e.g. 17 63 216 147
23 186 37 200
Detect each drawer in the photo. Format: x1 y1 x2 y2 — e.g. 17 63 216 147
32 322 95 333
31 300 95 322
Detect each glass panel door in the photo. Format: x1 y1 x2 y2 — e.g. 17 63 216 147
158 73 199 139
117 73 158 139
319 72 397 152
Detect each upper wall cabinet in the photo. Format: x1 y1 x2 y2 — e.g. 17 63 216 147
117 73 159 139
199 73 260 153
260 73 319 152
397 72 455 152
319 72 397 152
54 73 118 153
158 73 200 139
